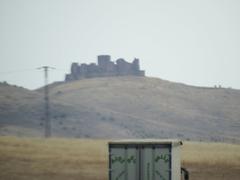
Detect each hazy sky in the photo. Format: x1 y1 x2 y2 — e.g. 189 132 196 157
0 0 240 89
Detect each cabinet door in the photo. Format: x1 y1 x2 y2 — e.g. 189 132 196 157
110 144 171 180
110 145 138 180
154 145 171 180
141 145 171 180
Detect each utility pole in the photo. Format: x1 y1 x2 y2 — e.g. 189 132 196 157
37 66 55 138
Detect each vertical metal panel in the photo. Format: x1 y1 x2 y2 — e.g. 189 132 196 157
126 146 138 180
110 145 138 180
141 146 153 180
109 146 111 180
171 144 181 180
110 146 126 180
154 145 171 180
139 146 143 180
141 145 171 180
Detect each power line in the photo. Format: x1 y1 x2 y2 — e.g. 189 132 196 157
0 68 36 74
54 68 69 71
37 66 55 138
0 68 68 75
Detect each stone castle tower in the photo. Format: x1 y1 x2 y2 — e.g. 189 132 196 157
65 55 145 81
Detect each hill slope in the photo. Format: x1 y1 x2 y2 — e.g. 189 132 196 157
0 77 240 142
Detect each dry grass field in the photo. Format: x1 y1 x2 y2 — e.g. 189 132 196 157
0 136 239 180
181 142 240 180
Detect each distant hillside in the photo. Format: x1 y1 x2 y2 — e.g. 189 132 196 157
0 77 240 143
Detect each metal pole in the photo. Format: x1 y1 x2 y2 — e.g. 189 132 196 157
38 66 54 138
44 66 50 137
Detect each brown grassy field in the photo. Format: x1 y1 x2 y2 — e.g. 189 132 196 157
0 136 239 180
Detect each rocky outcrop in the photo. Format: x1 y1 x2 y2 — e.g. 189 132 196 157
65 55 145 81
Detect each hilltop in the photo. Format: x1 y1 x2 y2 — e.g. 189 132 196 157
0 77 240 143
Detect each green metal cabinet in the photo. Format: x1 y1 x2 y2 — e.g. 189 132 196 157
109 139 182 180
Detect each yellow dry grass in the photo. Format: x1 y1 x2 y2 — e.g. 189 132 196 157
181 141 240 166
0 136 239 180
0 136 108 180
181 141 240 180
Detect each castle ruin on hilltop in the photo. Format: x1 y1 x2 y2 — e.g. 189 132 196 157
65 55 145 81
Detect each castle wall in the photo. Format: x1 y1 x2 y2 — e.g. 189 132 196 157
65 55 145 81
132 58 140 71
98 55 111 70
116 59 132 75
